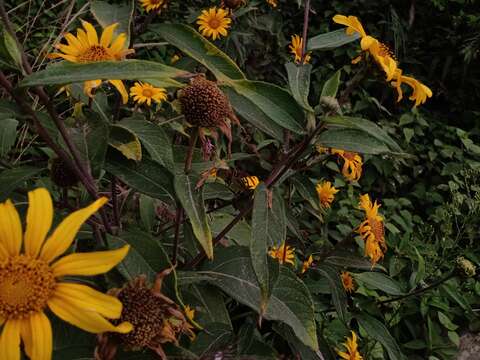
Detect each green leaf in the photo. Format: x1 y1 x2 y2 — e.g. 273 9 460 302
174 174 213 259
221 85 284 141
139 194 155 231
321 69 342 98
0 118 18 157
210 212 251 247
354 272 404 295
1 28 22 69
315 265 348 323
285 62 314 112
187 284 232 328
438 312 458 331
105 155 174 201
90 0 134 44
86 113 110 177
251 184 281 311
20 60 187 87
317 128 391 155
187 247 318 350
325 253 386 271
307 29 360 51
109 125 142 161
228 80 305 134
116 118 174 171
0 166 43 201
291 175 320 212
323 116 403 153
356 313 403 360
414 247 426 283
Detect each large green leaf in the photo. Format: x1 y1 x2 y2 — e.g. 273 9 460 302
317 128 391 154
209 212 251 247
0 118 18 157
221 85 284 141
356 313 403 360
116 118 174 172
285 62 314 112
180 247 318 350
307 29 360 51
315 265 348 323
251 184 281 311
354 272 404 296
85 113 110 177
228 80 305 134
105 155 174 201
0 166 43 201
174 174 213 259
109 125 142 161
20 60 187 87
153 23 245 81
321 69 342 98
90 0 134 43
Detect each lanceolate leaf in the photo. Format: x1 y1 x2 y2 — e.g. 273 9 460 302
354 272 404 295
308 29 360 51
20 60 188 87
109 125 142 161
321 69 342 98
317 128 391 155
153 23 245 81
174 174 213 259
0 118 18 157
315 265 348 323
0 166 43 201
285 62 314 112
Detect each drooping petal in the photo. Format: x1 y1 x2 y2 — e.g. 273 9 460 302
51 245 130 277
108 80 129 104
23 312 52 360
100 23 118 47
0 319 21 360
81 20 99 45
48 295 133 334
83 79 102 98
40 197 108 263
0 199 22 256
53 283 123 319
24 188 53 258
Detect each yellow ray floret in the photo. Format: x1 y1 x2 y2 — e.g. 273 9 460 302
130 82 167 106
269 243 295 265
197 7 232 40
139 0 167 13
301 255 313 274
49 20 134 104
331 149 363 182
0 188 132 360
289 35 311 64
315 181 339 208
337 331 364 360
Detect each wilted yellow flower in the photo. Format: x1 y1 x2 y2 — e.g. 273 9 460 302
357 194 386 266
331 149 363 182
184 305 196 322
337 331 363 360
241 175 260 190
269 243 295 265
139 0 166 13
266 0 278 7
0 188 132 360
49 20 134 104
301 255 313 274
341 271 355 293
391 69 433 107
316 181 339 208
129 82 167 106
197 7 232 40
289 35 311 64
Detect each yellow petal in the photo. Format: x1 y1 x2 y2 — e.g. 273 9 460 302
0 242 8 260
48 295 133 334
25 312 52 360
0 319 21 360
51 245 130 277
24 188 53 258
109 33 126 54
53 282 123 319
19 318 32 359
360 35 377 51
40 197 108 263
83 79 102 98
100 23 118 47
81 20 99 45
108 80 129 104
0 199 22 256
64 33 83 50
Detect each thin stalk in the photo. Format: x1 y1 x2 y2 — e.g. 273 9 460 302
300 0 311 64
184 128 199 174
172 205 183 265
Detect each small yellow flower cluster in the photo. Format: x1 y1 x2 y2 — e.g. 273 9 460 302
333 14 432 107
337 331 364 360
197 7 232 40
289 35 312 64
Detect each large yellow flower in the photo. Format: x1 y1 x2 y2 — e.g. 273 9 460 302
0 188 132 360
50 20 134 104
129 82 167 106
337 331 363 360
331 149 363 182
316 181 339 208
357 194 386 266
289 35 311 64
269 243 295 265
139 0 166 13
197 7 232 40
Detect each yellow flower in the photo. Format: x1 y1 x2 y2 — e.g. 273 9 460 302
289 35 311 64
197 7 232 40
269 243 295 265
301 255 313 274
139 0 166 13
184 305 195 322
129 82 167 106
357 194 387 266
332 15 367 38
391 69 433 107
337 331 364 360
171 54 181 64
316 181 339 208
331 149 363 182
266 0 278 8
341 271 355 293
0 188 132 360
49 20 134 104
241 175 260 190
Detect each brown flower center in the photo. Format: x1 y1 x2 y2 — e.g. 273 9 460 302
79 45 113 62
0 255 56 320
209 18 221 29
142 88 153 98
369 218 385 245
